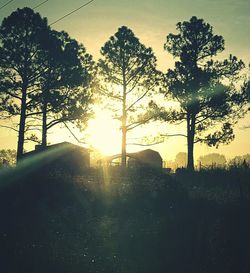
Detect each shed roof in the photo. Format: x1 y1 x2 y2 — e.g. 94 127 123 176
23 142 89 157
128 149 162 163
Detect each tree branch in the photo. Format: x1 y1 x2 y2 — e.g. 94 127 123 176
126 89 149 111
63 122 86 144
127 140 164 146
3 90 21 100
0 124 19 133
127 115 154 131
160 133 187 138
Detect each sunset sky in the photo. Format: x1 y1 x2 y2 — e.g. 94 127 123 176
0 0 249 161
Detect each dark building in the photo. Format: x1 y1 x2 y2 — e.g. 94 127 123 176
127 149 163 169
22 142 90 174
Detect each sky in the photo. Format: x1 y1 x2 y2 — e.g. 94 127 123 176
0 0 250 161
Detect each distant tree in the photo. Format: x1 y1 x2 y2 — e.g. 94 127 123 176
28 30 96 147
229 154 250 166
0 8 50 161
99 26 160 167
160 16 244 170
0 149 16 166
197 153 226 168
164 159 175 170
175 152 187 168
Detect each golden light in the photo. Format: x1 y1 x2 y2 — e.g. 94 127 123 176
86 109 121 156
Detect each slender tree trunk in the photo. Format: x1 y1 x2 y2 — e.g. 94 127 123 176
42 74 52 148
17 35 29 163
121 85 127 168
121 123 126 168
42 99 47 148
16 84 27 162
121 59 127 168
187 113 196 171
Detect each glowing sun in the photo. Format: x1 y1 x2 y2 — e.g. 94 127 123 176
86 109 121 156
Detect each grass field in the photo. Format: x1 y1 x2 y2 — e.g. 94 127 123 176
0 166 250 273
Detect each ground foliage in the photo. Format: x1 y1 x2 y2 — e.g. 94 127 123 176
0 166 250 273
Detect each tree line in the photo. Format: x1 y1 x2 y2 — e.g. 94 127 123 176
0 8 249 170
165 152 227 170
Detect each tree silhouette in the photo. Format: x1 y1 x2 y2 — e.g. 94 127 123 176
0 8 50 161
161 16 244 170
229 154 250 166
28 30 96 147
242 74 250 116
0 149 16 166
99 26 160 167
175 152 187 168
197 153 226 168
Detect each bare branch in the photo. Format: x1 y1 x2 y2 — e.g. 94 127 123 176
0 124 19 133
160 133 187 138
63 122 86 144
99 88 123 101
127 115 154 131
127 140 164 146
126 89 149 111
25 111 44 118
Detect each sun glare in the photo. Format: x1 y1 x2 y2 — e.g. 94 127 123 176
86 109 121 156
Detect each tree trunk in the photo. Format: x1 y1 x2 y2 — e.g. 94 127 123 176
121 87 127 168
121 124 126 168
187 114 196 171
16 84 27 162
121 60 127 168
42 99 47 148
